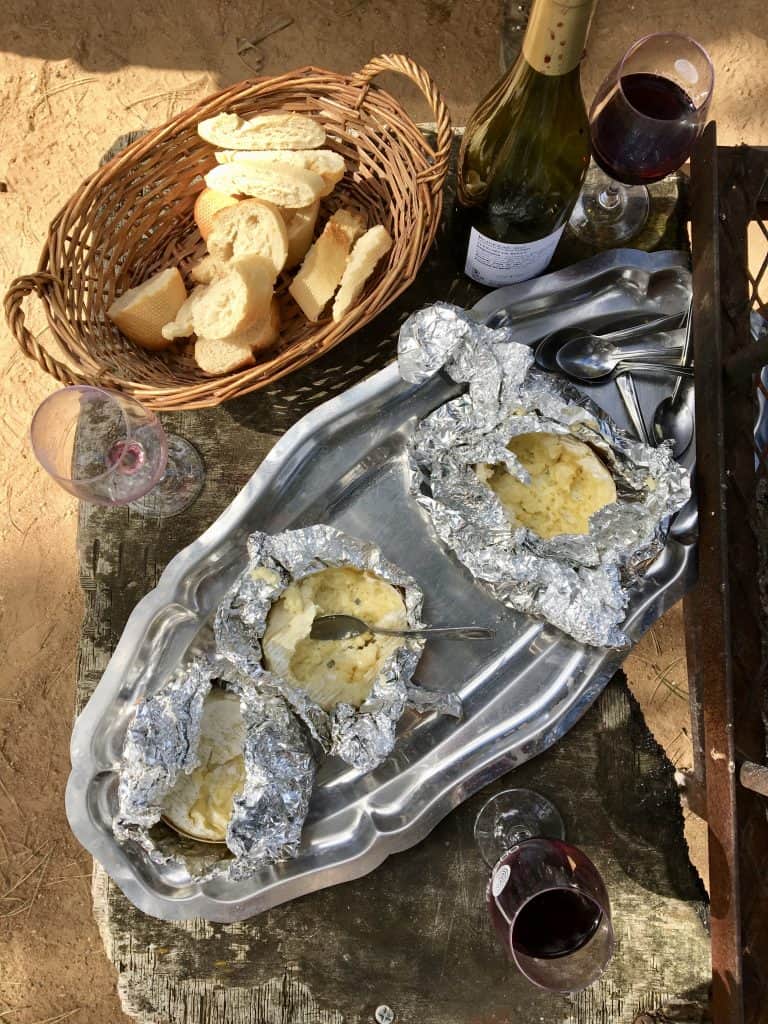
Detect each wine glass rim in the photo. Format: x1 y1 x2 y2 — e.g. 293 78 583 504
616 32 714 117
30 384 143 485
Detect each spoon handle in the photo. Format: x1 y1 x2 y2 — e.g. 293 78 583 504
373 625 496 640
671 301 694 401
601 311 687 345
610 341 683 361
616 374 652 445
616 361 695 378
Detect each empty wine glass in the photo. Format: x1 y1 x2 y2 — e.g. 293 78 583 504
30 386 204 516
569 33 714 245
475 788 614 992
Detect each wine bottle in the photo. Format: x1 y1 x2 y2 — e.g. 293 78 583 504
456 0 596 287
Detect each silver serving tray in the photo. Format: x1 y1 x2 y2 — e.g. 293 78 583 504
66 249 696 922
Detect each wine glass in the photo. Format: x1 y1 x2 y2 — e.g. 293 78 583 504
475 788 614 992
30 386 204 516
569 33 714 246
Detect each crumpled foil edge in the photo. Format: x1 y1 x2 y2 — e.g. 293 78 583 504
399 302 691 648
215 524 461 773
116 525 461 882
115 655 316 883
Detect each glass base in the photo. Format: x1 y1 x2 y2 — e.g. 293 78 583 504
474 788 565 868
568 165 650 247
130 434 205 518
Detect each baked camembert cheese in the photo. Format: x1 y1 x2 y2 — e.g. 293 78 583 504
476 432 617 539
162 689 246 843
261 567 407 710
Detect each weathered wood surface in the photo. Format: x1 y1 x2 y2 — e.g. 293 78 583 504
74 121 700 1024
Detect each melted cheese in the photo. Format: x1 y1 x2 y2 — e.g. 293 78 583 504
162 689 245 842
261 567 407 710
477 432 616 539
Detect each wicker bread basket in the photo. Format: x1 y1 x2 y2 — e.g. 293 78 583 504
4 54 451 410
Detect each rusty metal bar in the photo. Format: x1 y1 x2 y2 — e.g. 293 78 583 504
686 124 768 1024
688 121 741 1024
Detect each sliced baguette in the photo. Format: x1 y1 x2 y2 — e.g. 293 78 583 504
282 201 320 269
190 255 222 285
162 254 276 341
207 198 289 274
195 299 281 374
214 149 345 197
332 226 393 321
160 284 209 341
198 111 325 151
107 267 187 350
193 188 239 242
205 162 325 208
288 209 366 321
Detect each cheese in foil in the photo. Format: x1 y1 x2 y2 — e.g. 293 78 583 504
262 567 408 710
476 432 617 539
162 689 246 842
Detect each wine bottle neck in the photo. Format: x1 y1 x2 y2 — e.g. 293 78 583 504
521 0 596 76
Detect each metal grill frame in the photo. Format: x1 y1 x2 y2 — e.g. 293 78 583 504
686 122 768 1024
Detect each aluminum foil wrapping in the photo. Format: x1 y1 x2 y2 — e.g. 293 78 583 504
115 656 315 882
215 524 461 773
399 303 691 648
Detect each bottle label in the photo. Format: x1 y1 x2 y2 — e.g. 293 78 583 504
522 0 596 76
464 224 565 287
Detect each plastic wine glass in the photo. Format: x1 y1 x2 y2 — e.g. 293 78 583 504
569 33 714 246
30 385 204 516
475 788 614 992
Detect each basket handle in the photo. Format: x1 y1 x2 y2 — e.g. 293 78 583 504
351 53 452 196
4 273 88 387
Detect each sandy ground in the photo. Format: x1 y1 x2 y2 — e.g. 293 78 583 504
1 1 766 1021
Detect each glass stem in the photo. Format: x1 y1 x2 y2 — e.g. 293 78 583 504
597 185 623 212
498 825 533 850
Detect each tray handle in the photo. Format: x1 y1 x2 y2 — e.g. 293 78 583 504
351 53 452 196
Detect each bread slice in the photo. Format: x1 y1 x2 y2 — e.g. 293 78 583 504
205 162 324 208
161 284 209 340
195 299 281 374
332 226 393 321
162 254 275 341
198 111 325 151
193 189 239 242
207 198 289 274
189 255 222 285
288 209 366 321
107 267 187 350
214 149 345 197
282 201 320 269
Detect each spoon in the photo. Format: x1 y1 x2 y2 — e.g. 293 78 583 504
556 333 683 381
560 359 694 384
309 615 496 642
651 303 695 454
534 311 686 373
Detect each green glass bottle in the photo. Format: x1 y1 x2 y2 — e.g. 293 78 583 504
456 0 596 286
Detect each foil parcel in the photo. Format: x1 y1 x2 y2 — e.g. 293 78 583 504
398 302 691 648
116 525 460 880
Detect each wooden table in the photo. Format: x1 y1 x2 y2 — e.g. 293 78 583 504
72 135 710 1021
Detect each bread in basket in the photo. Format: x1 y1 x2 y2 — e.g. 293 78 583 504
4 54 451 410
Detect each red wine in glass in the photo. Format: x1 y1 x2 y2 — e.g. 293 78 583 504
568 33 714 246
591 73 699 186
505 887 603 959
476 790 614 992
